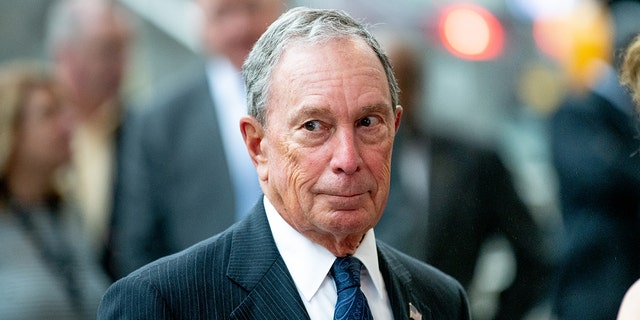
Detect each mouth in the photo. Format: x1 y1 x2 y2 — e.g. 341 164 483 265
319 192 370 210
326 192 366 198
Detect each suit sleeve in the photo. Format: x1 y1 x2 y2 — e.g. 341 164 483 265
455 281 472 320
97 275 172 319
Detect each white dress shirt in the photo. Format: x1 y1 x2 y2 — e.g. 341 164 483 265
207 58 262 220
264 196 394 319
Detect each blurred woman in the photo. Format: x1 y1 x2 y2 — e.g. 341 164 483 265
0 61 108 319
620 34 640 106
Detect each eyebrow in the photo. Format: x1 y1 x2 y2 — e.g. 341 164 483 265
287 105 329 127
360 103 393 116
298 105 329 117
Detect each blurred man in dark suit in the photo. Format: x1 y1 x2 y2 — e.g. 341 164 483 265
108 0 284 279
550 1 640 319
46 0 134 280
375 31 551 320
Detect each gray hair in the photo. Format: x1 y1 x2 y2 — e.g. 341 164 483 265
242 6 400 126
45 0 131 56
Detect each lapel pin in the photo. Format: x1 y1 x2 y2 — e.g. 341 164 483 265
409 302 422 320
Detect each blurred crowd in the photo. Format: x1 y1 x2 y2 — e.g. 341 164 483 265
1 0 639 319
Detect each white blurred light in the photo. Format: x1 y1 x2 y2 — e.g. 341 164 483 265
508 0 581 19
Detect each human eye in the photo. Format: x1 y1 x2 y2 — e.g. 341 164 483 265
357 116 381 128
293 119 330 147
356 113 389 144
303 120 321 131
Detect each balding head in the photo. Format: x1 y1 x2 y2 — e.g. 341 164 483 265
196 0 285 69
46 0 133 112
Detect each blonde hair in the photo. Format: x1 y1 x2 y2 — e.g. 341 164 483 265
0 61 56 180
620 35 640 107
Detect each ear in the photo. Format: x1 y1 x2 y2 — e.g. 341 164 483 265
240 116 268 181
394 105 403 132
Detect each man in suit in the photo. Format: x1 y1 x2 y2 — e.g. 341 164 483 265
98 7 471 319
107 0 284 279
374 32 551 319
46 0 134 280
550 1 640 319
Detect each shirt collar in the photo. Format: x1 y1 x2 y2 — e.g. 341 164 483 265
263 196 386 302
205 57 245 100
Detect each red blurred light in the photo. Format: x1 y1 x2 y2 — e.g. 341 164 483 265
438 3 505 60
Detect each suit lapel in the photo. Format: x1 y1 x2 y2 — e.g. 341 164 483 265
226 203 310 320
378 243 432 320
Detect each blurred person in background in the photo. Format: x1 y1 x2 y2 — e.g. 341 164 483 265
617 33 640 320
620 34 640 105
0 61 109 320
549 1 640 319
45 0 134 281
109 0 285 279
374 30 551 320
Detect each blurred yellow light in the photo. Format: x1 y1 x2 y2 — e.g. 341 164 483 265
518 62 566 114
532 0 611 90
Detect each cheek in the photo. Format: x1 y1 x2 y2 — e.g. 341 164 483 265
19 128 49 160
368 143 394 201
272 140 322 199
374 162 392 199
275 141 307 188
371 142 393 176
35 126 61 148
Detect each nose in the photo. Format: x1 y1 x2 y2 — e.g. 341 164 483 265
330 129 362 175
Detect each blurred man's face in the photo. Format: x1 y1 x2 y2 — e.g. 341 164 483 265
198 0 282 69
78 22 128 104
59 7 130 111
247 38 402 255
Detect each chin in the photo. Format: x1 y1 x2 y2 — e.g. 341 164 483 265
326 210 375 233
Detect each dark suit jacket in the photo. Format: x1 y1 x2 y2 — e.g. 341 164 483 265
377 128 550 319
98 201 471 319
550 86 640 320
109 68 237 279
103 106 136 280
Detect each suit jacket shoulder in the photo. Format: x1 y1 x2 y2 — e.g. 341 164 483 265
377 241 471 320
99 203 308 320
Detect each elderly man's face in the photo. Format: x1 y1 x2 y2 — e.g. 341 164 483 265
247 38 402 252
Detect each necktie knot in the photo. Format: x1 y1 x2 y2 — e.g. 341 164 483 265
332 256 363 291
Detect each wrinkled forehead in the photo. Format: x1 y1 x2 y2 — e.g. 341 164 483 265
274 36 382 78
266 37 391 111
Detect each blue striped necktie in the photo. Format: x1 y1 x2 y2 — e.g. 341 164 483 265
331 256 374 320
